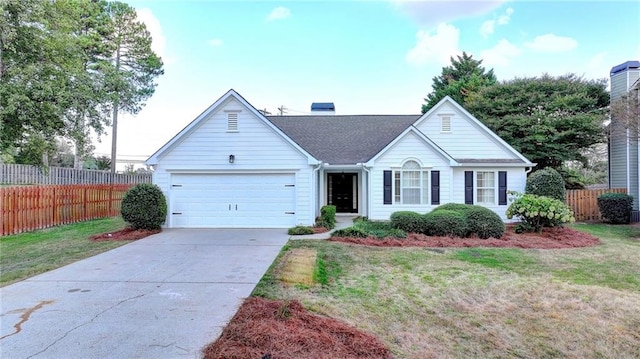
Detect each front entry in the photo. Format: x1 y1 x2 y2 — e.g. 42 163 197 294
327 173 358 213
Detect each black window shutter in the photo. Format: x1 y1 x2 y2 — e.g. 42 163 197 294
498 171 507 205
383 170 392 205
431 171 440 205
464 171 474 204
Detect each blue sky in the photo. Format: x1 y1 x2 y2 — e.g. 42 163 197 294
97 0 640 164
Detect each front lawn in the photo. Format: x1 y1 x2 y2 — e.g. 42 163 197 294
245 223 640 358
0 217 129 286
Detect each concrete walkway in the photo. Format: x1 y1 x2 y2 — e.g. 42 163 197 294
291 216 356 240
0 229 289 359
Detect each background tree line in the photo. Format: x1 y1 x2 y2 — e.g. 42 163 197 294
0 0 163 172
422 52 611 188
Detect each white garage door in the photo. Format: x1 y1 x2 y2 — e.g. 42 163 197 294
170 173 296 228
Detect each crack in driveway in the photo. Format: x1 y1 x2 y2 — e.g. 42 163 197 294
24 293 148 359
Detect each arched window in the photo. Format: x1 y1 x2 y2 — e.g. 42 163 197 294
401 160 421 204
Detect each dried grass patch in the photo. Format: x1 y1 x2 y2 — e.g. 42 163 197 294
277 248 317 286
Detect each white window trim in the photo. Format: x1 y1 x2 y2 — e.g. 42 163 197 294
392 160 431 205
475 171 497 205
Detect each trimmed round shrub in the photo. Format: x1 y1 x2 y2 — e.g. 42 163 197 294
434 203 505 239
424 210 467 237
433 203 474 214
598 192 633 224
288 226 314 235
464 207 505 239
390 211 427 233
525 168 566 201
121 183 167 230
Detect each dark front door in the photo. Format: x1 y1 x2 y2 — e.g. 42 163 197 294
327 173 358 213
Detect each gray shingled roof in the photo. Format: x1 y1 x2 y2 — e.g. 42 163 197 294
456 158 525 164
267 115 421 164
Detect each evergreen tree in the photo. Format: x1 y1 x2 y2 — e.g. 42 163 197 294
466 74 609 170
422 52 496 113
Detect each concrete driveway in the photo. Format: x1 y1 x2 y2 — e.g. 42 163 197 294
0 229 289 359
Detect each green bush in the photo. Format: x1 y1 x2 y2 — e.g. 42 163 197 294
288 225 314 235
598 193 633 224
434 203 504 239
390 211 428 234
319 205 336 229
525 168 566 201
464 207 505 239
121 183 167 230
424 210 467 237
433 203 474 214
506 193 575 232
355 220 407 239
331 226 369 238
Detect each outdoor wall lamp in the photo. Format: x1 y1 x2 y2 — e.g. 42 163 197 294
229 154 235 164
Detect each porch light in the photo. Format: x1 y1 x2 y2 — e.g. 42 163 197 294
229 154 235 163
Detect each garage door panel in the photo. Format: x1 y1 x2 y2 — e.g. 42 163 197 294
170 173 296 228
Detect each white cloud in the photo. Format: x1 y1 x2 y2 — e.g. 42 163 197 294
480 39 521 66
267 6 291 21
525 34 578 53
393 0 506 26
208 38 223 47
498 7 514 25
136 8 168 62
406 23 460 66
480 7 513 38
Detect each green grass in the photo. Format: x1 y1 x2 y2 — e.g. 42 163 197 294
1 217 129 286
255 223 640 358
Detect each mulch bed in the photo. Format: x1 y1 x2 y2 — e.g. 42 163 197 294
89 227 161 241
329 225 600 249
202 297 392 359
312 227 330 234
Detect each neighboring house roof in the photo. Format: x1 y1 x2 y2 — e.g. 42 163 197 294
611 61 640 76
267 115 420 165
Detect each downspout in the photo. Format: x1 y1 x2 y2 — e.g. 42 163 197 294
361 163 372 219
313 162 323 220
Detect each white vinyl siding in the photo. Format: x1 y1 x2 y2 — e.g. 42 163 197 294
452 167 527 221
370 131 450 220
415 102 520 160
152 97 314 227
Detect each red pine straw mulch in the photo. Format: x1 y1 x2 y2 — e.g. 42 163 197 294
330 225 600 249
203 297 392 359
89 227 161 241
312 227 330 234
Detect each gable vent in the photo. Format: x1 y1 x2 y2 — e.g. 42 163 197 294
227 113 238 131
441 115 451 132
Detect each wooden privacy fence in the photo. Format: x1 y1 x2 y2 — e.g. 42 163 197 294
1 164 152 185
565 188 627 222
1 184 134 236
